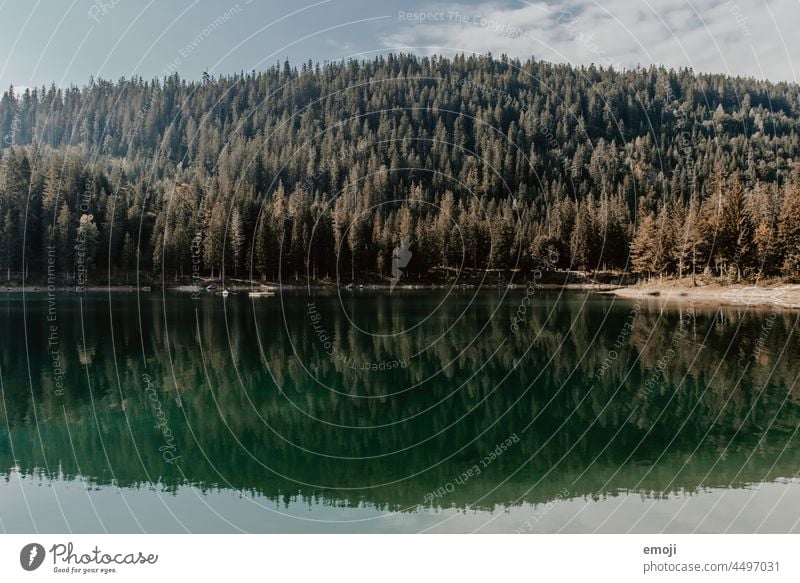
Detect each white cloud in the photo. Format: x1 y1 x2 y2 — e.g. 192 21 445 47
383 0 800 81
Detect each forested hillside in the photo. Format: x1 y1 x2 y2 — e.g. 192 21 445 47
1 53 799 284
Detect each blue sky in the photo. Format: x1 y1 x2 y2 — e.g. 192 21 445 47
1 0 798 91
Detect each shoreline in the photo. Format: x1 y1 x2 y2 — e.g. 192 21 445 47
606 282 800 310
0 281 623 293
5 280 800 309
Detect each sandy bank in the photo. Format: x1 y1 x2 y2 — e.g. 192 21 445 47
608 283 800 310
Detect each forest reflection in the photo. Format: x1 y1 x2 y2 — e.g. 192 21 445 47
1 290 798 512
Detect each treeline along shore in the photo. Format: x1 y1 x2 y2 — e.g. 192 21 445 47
1 53 799 290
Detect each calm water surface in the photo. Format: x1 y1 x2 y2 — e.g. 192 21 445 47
1 289 799 533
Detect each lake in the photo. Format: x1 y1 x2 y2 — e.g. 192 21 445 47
1 289 799 533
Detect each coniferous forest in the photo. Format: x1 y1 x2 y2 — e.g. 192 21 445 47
1 53 800 285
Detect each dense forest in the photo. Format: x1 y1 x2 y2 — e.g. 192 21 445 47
1 53 800 285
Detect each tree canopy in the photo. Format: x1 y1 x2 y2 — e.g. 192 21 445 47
1 53 799 283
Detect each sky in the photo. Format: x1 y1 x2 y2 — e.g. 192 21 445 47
1 0 798 92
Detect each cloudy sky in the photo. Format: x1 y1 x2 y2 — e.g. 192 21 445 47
1 0 798 91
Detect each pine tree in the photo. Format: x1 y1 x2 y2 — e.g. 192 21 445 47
778 181 800 278
229 206 245 278
75 213 99 273
204 200 226 280
721 175 752 280
253 206 272 281
570 198 594 272
630 213 659 279
121 233 136 276
748 182 781 276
